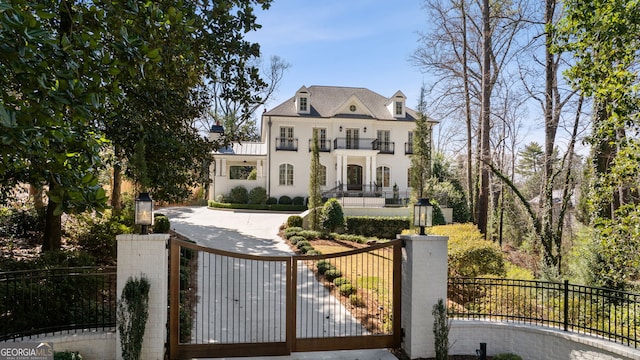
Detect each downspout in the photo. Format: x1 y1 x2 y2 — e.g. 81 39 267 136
267 116 272 199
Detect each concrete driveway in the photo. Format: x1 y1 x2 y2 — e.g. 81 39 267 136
162 206 398 360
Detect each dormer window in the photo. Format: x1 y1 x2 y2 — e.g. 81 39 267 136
395 101 403 116
389 90 406 118
299 97 308 112
296 86 311 114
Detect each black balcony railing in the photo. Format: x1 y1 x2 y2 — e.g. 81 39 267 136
373 139 395 154
276 137 298 151
308 139 332 152
448 277 640 349
0 267 117 341
405 142 413 154
333 137 376 150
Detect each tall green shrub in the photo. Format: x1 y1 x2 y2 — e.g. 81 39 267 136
432 298 450 360
229 186 249 204
117 276 150 360
320 198 345 233
249 187 267 204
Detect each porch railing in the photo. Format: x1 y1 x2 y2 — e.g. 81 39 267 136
448 277 640 348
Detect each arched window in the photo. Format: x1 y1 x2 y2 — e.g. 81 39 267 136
376 166 390 187
279 164 294 186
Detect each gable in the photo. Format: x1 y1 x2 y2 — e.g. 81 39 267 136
331 95 374 118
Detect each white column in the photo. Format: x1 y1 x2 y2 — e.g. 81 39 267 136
365 156 371 189
342 155 348 188
221 159 227 177
371 156 377 186
116 234 169 360
399 234 449 359
336 156 342 187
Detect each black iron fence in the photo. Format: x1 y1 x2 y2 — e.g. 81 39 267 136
0 266 117 341
448 277 640 348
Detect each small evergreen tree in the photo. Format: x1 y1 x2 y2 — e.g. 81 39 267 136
308 130 323 230
320 198 345 233
411 86 434 199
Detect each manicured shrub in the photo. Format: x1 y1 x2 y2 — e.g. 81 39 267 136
283 227 303 239
153 215 170 233
339 283 356 296
306 250 322 255
299 230 321 240
324 269 342 282
345 216 410 239
228 186 249 204
287 215 303 228
431 201 446 226
439 224 505 278
295 240 311 249
320 198 345 233
278 195 292 205
289 236 305 246
335 233 369 244
266 197 278 205
299 245 314 254
317 260 333 274
292 196 305 205
333 277 350 287
249 187 267 204
349 294 365 307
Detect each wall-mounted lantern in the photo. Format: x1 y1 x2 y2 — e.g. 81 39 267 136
135 192 154 235
413 198 432 235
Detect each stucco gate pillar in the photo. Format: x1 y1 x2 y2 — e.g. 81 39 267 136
116 234 169 360
398 234 449 359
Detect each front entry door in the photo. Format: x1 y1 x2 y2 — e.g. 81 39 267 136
347 165 363 191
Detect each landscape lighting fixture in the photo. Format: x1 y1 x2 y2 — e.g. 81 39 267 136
135 192 154 235
413 198 432 235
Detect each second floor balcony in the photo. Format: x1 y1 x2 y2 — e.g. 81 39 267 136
333 137 376 150
276 137 298 151
308 139 332 152
372 139 395 154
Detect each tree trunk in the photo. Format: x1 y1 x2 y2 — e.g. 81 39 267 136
112 160 123 215
477 0 492 236
42 183 62 251
461 0 474 221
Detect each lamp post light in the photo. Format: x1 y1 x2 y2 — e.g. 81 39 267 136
135 192 154 235
413 198 433 235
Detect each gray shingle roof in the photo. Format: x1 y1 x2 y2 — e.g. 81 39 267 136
264 85 419 121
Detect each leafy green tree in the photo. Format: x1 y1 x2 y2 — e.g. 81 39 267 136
308 130 323 230
0 1 112 250
557 0 640 289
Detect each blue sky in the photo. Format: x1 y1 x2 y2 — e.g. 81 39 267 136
248 0 428 111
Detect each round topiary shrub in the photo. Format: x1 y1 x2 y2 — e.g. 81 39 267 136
153 215 170 233
333 277 350 287
295 240 311 249
299 245 314 254
287 215 303 228
278 195 292 205
283 227 302 239
349 294 365 307
229 186 249 204
306 250 322 255
339 283 356 296
248 186 267 205
324 269 342 282
317 260 333 274
289 236 305 246
320 198 345 233
266 197 278 205
292 196 305 205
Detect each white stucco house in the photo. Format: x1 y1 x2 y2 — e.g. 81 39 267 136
208 85 437 206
